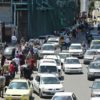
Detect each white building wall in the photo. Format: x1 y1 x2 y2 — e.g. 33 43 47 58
80 0 89 13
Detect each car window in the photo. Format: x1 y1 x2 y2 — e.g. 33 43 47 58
42 45 54 50
65 59 80 64
86 51 97 55
52 96 72 100
70 46 81 49
35 76 40 82
9 82 28 89
93 81 100 89
90 63 100 69
41 77 60 84
38 66 57 73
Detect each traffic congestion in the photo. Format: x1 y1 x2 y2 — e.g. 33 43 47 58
0 22 100 100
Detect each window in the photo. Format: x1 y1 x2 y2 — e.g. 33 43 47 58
35 76 40 82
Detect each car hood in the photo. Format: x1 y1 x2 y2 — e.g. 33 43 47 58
5 89 30 95
64 64 82 68
40 84 63 89
84 55 94 59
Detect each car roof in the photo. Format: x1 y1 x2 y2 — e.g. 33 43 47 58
54 92 73 96
37 73 57 77
39 62 57 66
92 40 100 42
11 79 28 83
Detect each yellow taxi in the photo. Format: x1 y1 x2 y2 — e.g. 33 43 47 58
4 79 33 100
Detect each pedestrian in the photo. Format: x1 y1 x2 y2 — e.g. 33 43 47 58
9 61 15 79
11 33 17 46
82 41 87 53
1 54 6 68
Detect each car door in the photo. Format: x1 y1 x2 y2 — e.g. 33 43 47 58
33 76 40 93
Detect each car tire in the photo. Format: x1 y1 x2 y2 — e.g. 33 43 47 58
39 89 43 98
33 86 35 93
88 76 92 80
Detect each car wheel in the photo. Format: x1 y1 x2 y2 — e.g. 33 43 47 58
88 76 92 80
39 89 43 98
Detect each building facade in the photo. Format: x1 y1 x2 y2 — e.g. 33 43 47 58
0 0 80 39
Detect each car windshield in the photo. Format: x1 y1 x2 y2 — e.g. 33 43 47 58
90 63 100 69
95 57 100 61
39 66 57 73
59 54 70 59
42 45 54 50
41 77 60 84
52 96 72 100
55 59 61 65
8 82 28 89
86 51 97 55
91 45 100 49
92 41 100 45
70 45 81 49
93 82 100 89
65 59 80 64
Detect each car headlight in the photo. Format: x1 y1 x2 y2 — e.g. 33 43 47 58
60 87 64 91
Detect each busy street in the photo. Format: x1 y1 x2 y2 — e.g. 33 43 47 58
0 0 100 100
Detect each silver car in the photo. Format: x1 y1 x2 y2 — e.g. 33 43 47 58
84 49 98 64
90 79 100 97
87 61 100 80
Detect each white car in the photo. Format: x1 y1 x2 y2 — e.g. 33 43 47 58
40 43 56 57
4 79 33 100
63 57 83 74
69 43 83 58
90 97 100 100
84 49 98 64
51 92 78 100
43 55 62 70
33 74 64 97
37 59 60 78
47 37 60 46
59 52 71 64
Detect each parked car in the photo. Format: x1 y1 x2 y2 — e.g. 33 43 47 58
90 79 100 97
90 40 100 48
4 79 33 100
87 61 100 80
51 92 78 100
63 57 83 74
33 73 64 97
